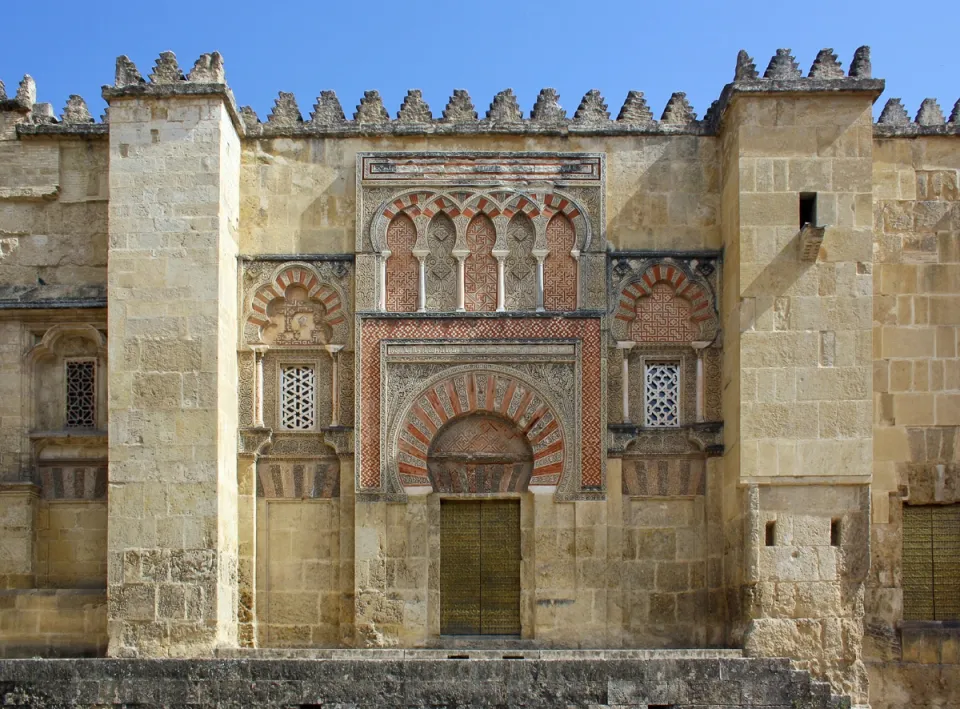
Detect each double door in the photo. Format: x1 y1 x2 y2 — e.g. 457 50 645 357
439 500 521 636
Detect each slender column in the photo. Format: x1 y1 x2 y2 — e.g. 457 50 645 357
493 250 508 312
252 346 267 427
378 250 390 311
572 249 581 311
533 249 548 312
413 251 428 312
692 341 710 423
616 341 636 423
454 252 467 312
324 344 344 428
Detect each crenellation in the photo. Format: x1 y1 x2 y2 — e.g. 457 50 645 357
239 105 259 132
530 88 566 124
397 89 432 124
485 89 523 124
878 98 910 126
763 48 802 80
849 45 872 78
573 89 610 125
186 52 225 84
61 95 94 124
660 91 696 124
915 98 945 126
616 90 654 124
15 75 36 108
311 90 346 126
354 90 389 124
809 49 844 79
114 56 144 87
440 89 476 123
148 50 185 84
266 92 302 126
0 79 6 101
735 50 759 81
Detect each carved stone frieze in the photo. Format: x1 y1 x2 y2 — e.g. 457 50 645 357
608 422 723 457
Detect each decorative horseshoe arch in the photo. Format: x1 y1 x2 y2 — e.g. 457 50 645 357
613 261 718 342
371 188 593 254
245 263 349 345
391 369 567 493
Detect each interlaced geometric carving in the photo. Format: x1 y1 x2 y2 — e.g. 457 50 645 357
426 213 457 311
464 215 497 311
644 362 680 428
543 214 577 311
65 360 96 428
504 214 537 311
385 214 418 312
632 283 698 342
280 366 316 430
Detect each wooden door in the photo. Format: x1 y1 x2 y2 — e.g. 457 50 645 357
440 500 521 636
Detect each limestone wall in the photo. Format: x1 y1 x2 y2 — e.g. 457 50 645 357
255 500 341 647
36 500 107 589
0 136 107 287
868 134 960 708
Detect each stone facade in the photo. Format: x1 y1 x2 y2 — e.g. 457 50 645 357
0 46 958 708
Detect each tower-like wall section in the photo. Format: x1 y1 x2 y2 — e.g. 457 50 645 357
105 90 240 656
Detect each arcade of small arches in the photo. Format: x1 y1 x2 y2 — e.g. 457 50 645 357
372 189 588 314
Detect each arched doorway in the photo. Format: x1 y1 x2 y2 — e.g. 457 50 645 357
430 414 530 636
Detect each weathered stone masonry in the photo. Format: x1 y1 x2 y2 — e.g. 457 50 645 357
0 46 958 708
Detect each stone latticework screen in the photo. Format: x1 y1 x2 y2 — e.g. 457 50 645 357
464 215 497 312
65 360 96 428
543 214 577 311
644 362 680 428
902 504 960 620
385 214 418 312
280 365 317 431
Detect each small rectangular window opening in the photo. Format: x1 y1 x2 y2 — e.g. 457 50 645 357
831 518 841 547
799 192 817 228
765 521 776 547
648 705 674 709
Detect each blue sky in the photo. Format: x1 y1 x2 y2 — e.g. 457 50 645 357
1 0 957 123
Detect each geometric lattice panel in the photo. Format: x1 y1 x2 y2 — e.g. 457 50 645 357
543 213 577 311
386 213 419 312
632 283 698 343
903 505 960 620
644 362 680 428
464 215 497 312
280 366 316 430
65 360 96 428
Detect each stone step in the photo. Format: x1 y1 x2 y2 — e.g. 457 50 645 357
0 655 850 708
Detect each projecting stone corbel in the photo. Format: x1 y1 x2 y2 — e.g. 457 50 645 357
799 223 826 261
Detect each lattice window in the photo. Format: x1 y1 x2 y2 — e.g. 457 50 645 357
280 366 316 430
644 362 680 428
65 360 96 428
903 505 960 620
